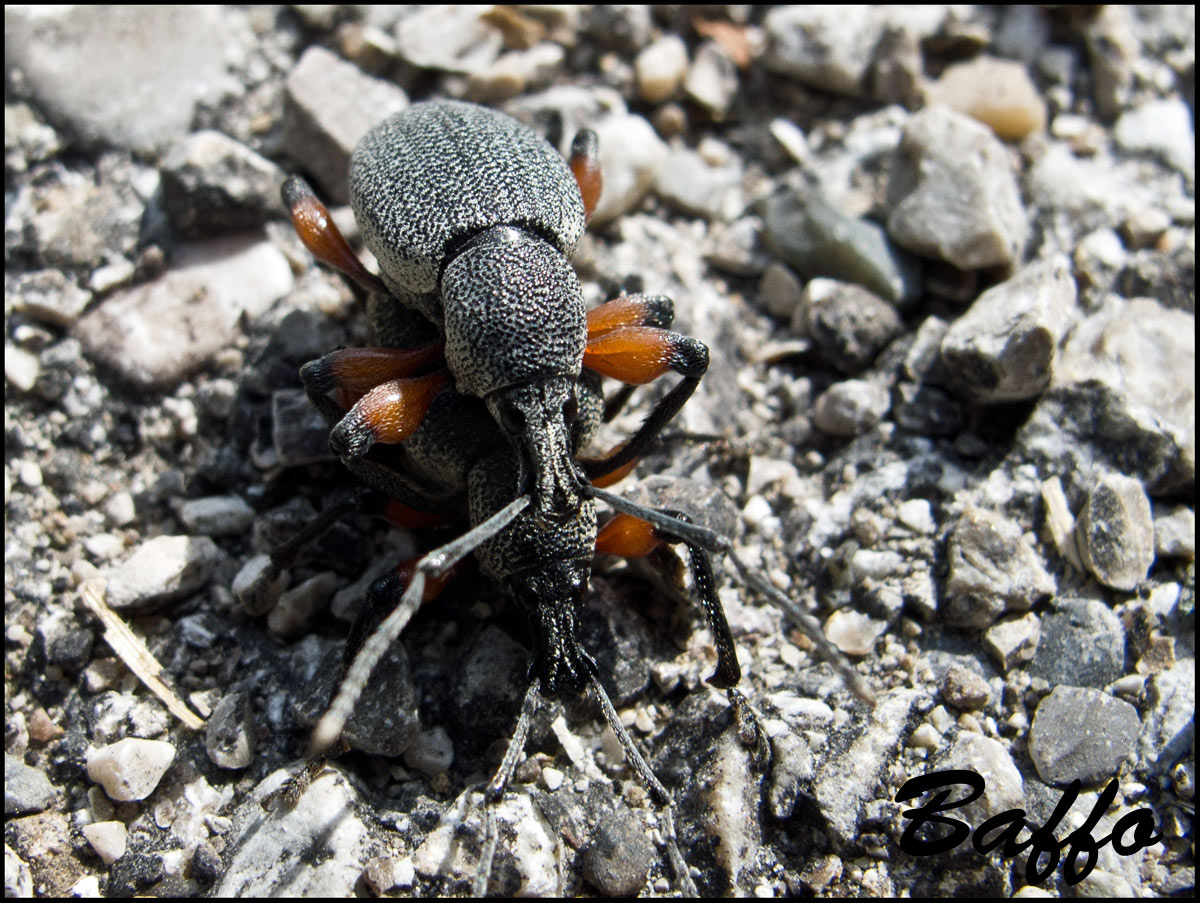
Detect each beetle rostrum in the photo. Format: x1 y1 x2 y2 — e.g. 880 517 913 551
263 98 874 894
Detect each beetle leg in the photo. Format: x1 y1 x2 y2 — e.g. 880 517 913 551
310 495 531 755
589 486 878 708
341 456 458 519
584 293 676 423
245 484 454 614
581 328 708 483
301 344 445 424
241 489 378 615
585 293 675 336
282 176 389 295
595 509 770 767
329 370 451 460
568 128 602 224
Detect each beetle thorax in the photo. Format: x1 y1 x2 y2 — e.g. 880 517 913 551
441 227 586 398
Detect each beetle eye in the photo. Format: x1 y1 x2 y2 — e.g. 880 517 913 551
563 390 579 424
497 403 525 436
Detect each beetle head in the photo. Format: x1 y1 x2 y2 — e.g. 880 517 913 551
442 227 587 519
487 378 584 519
507 559 594 697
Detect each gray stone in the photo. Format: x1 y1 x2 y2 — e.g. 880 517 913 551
86 738 176 802
403 727 454 777
4 6 236 151
232 554 288 617
1114 99 1195 180
160 131 286 237
1083 6 1137 121
655 143 742 222
685 40 739 117
763 7 941 98
282 46 408 204
178 495 256 537
936 733 1024 826
812 379 891 437
589 113 668 226
887 106 1027 270
4 345 39 393
583 5 654 55
1031 597 1126 690
216 767 378 896
294 643 419 758
205 692 254 770
5 845 32 898
1029 686 1140 785
903 316 951 384
943 508 1056 627
1153 504 1195 560
4 755 57 815
940 256 1078 403
1052 296 1194 492
272 389 335 469
767 730 814 819
983 613 1041 672
824 608 888 657
942 664 990 711
894 382 965 437
706 216 772 276
759 263 805 320
1076 474 1155 591
394 6 503 74
268 571 340 639
762 187 922 305
74 236 293 391
414 789 557 894
9 269 92 329
103 535 220 610
694 725 762 888
581 803 655 896
7 169 142 271
635 34 688 104
801 279 904 374
1138 661 1194 770
811 689 922 844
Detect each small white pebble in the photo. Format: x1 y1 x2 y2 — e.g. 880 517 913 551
18 460 43 488
897 498 936 534
742 494 774 528
82 820 128 864
929 705 953 733
910 723 941 750
5 345 41 392
86 738 175 801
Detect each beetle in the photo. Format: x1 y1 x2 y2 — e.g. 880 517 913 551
261 99 873 893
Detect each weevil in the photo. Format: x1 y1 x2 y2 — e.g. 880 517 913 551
262 99 874 894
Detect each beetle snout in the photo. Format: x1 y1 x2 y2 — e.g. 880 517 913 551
488 379 585 521
508 560 593 697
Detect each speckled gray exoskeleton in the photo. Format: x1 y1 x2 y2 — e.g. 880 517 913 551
268 99 873 895
351 102 590 522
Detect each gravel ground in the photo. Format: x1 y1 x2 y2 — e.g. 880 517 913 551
4 5 1194 898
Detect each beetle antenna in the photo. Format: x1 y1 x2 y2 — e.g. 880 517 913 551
587 486 876 706
588 671 698 896
309 494 531 756
474 678 541 896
